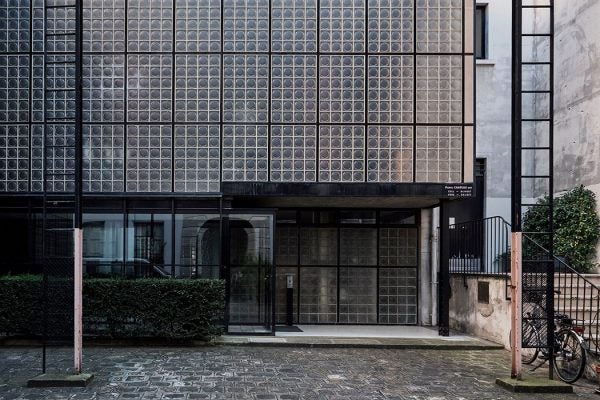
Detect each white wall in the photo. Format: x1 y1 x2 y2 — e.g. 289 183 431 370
476 0 513 221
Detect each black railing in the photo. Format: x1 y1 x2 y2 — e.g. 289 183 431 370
449 216 600 355
523 235 600 355
448 216 511 277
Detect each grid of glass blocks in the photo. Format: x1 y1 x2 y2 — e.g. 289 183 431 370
379 227 418 266
31 124 75 192
368 0 413 53
45 57 77 121
174 55 220 123
127 55 172 123
416 55 462 124
83 0 126 52
31 55 44 122
367 126 413 182
271 55 317 124
319 56 365 124
83 125 124 192
0 56 29 122
45 3 76 52
368 56 412 124
276 226 298 266
223 0 269 53
415 126 462 183
299 267 337 323
272 0 317 53
379 267 417 324
299 227 337 265
31 0 44 52
340 228 377 266
127 0 172 52
223 55 269 123
320 0 365 53
126 125 172 192
339 267 377 324
319 126 364 182
173 125 220 192
416 0 462 53
83 55 125 122
175 0 220 52
221 125 268 182
271 125 317 182
0 125 28 192
0 1 29 52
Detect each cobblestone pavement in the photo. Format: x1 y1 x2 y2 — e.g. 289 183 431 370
0 346 597 399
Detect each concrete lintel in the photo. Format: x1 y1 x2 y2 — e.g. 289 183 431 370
27 373 94 388
495 377 573 393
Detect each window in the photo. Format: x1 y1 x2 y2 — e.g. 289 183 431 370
475 5 487 59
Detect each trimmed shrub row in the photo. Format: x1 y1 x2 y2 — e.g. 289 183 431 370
0 275 225 339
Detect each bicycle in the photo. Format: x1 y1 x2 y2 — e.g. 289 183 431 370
516 312 587 384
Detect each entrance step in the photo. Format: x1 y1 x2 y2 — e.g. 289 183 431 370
217 335 504 350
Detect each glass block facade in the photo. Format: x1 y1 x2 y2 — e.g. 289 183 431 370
0 0 474 193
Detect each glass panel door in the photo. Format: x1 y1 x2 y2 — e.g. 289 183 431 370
226 213 274 334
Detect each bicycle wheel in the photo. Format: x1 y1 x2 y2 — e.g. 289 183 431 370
509 322 540 365
553 329 586 384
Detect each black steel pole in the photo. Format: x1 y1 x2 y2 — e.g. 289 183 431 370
511 0 522 234
438 202 450 337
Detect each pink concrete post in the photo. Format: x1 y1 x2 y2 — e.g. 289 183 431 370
511 232 522 380
74 228 83 374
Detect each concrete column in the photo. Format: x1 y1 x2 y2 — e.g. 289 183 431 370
419 208 433 326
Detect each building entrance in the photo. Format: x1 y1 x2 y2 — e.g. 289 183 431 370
225 213 275 334
274 209 419 325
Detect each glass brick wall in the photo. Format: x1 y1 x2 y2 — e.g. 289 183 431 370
0 0 474 193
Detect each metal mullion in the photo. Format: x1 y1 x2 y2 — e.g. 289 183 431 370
219 0 224 184
316 0 320 182
170 0 175 194
28 0 33 193
461 0 465 182
412 1 417 183
267 0 271 182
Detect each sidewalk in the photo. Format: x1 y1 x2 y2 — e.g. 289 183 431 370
0 346 597 399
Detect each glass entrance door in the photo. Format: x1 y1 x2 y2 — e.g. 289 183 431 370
225 213 275 334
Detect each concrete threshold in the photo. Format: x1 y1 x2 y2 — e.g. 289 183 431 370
27 373 94 388
217 335 504 350
496 377 573 393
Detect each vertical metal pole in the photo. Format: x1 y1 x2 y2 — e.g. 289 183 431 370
511 232 522 380
74 228 83 374
511 0 523 380
74 0 84 375
546 0 556 380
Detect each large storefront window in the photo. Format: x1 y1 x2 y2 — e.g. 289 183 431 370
127 214 172 278
82 213 124 276
174 214 221 278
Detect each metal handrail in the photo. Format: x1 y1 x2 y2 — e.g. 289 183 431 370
523 233 600 355
448 216 512 277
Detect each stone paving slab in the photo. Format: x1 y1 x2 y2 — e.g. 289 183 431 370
0 346 598 399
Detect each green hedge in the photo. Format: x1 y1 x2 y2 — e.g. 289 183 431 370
523 186 600 273
0 275 225 339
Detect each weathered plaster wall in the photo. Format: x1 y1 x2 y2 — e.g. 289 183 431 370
476 0 513 221
554 0 600 192
449 275 510 348
553 0 600 265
